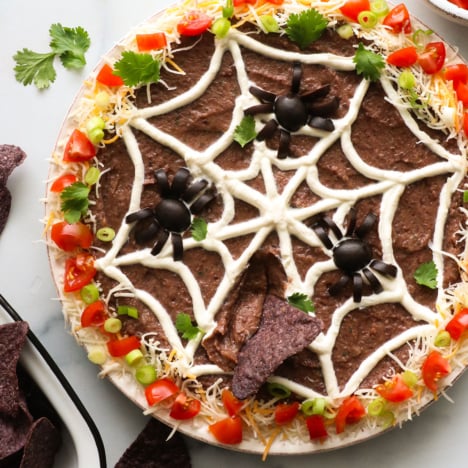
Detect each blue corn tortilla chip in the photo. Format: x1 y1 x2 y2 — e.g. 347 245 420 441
0 322 29 416
19 417 61 468
0 144 26 236
115 418 191 468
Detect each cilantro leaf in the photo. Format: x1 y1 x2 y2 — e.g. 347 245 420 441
414 260 438 289
353 43 385 82
49 23 90 69
286 9 328 50
233 115 257 147
191 218 208 241
13 49 57 89
113 51 161 87
175 313 202 340
60 182 90 223
287 293 315 313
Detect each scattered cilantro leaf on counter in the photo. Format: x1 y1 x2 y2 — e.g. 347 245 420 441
286 9 328 50
353 43 385 82
233 115 257 147
176 313 202 340
113 51 161 87
287 293 315 313
13 50 57 89
60 182 90 223
49 24 90 69
191 218 208 241
13 23 91 89
414 260 438 289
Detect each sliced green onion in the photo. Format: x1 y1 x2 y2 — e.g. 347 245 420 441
301 397 326 416
260 15 279 33
117 305 139 319
267 382 291 399
412 29 433 49
367 397 387 416
135 364 157 385
85 166 101 186
398 70 416 90
434 330 451 348
125 349 144 366
86 116 106 144
80 283 100 304
211 17 231 38
358 11 378 29
463 190 468 203
337 24 354 40
380 410 395 429
87 347 107 365
401 370 418 388
370 0 389 17
96 227 115 242
95 91 110 109
104 317 122 334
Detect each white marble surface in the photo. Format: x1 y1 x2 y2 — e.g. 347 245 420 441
1 1 468 466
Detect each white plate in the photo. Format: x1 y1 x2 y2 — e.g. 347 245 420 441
0 295 106 468
424 0 468 25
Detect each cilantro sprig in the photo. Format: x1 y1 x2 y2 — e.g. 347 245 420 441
175 313 202 340
286 9 328 50
60 182 90 223
234 115 257 147
113 51 161 87
287 293 315 314
353 43 385 82
14 23 90 89
414 260 438 289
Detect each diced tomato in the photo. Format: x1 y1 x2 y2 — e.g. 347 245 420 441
339 0 371 22
63 253 96 292
448 0 468 9
305 414 328 440
386 46 418 68
464 111 468 136
222 389 244 416
418 42 446 75
382 4 412 34
107 335 141 358
177 11 212 37
63 129 96 163
456 82 468 106
96 63 125 87
169 392 201 420
335 396 366 434
145 378 179 406
80 300 107 328
445 308 468 340
209 415 243 444
234 0 255 5
136 32 167 51
421 351 451 392
444 64 468 89
274 401 300 425
375 374 413 402
265 0 284 4
51 221 93 252
50 173 78 192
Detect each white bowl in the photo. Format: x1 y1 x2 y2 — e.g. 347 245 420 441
425 0 468 25
0 295 106 468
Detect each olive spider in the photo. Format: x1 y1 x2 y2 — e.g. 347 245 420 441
244 61 339 158
312 208 398 302
125 167 216 261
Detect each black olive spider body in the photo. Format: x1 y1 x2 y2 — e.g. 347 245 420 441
312 209 398 302
125 168 216 261
244 61 339 158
